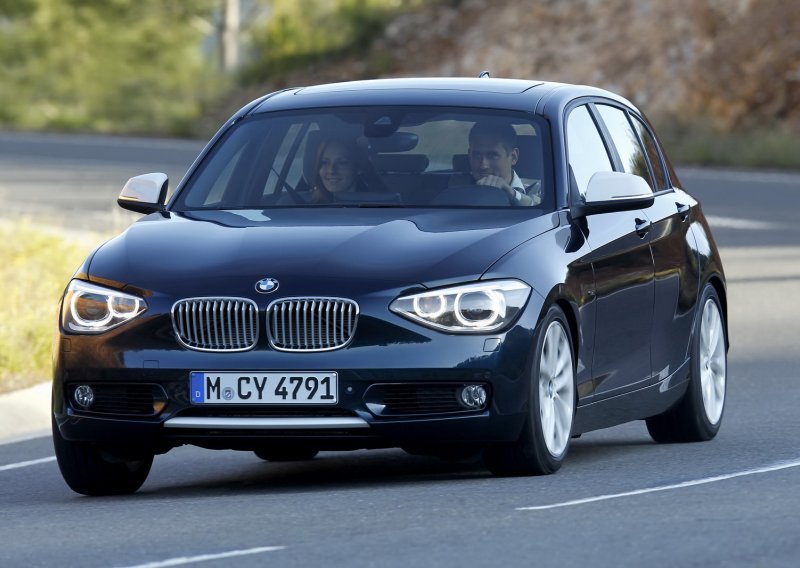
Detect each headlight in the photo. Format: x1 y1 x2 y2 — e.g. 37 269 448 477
62 280 147 333
390 280 531 333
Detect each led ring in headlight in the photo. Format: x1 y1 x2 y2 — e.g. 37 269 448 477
390 279 530 333
453 290 505 327
63 280 147 333
70 293 141 327
413 294 447 319
70 291 115 327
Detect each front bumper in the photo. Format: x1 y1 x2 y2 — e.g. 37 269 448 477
53 323 538 452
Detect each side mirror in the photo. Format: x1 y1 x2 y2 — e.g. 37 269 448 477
118 173 168 214
570 171 654 218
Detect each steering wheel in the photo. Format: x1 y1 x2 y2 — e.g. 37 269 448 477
430 184 515 206
478 182 520 206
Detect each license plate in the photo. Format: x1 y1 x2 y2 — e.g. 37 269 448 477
190 372 338 404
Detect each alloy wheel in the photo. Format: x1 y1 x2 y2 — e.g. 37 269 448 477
538 320 575 457
699 298 726 425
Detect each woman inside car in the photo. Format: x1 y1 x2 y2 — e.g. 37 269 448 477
308 137 367 203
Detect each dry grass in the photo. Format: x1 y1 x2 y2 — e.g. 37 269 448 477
0 222 105 394
657 122 800 170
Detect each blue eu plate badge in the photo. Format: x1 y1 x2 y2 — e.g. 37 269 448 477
191 372 205 403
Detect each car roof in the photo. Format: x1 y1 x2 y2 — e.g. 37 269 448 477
249 77 636 116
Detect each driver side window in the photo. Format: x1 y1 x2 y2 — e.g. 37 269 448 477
566 105 613 197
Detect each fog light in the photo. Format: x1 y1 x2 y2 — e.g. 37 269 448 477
73 385 95 409
460 385 487 409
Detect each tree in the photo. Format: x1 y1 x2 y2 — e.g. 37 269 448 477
0 0 220 134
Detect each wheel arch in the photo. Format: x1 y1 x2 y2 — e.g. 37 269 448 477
537 285 583 370
706 274 729 351
554 297 580 360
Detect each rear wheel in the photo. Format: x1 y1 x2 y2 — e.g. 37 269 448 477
52 415 153 496
254 448 319 462
484 305 576 476
646 283 727 443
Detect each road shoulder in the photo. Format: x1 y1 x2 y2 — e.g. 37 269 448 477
0 382 50 444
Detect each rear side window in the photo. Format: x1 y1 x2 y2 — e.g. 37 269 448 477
566 105 613 197
596 105 654 191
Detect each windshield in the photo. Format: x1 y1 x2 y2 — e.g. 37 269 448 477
172 106 553 211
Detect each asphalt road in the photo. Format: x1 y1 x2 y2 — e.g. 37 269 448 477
1 132 800 567
0 131 203 233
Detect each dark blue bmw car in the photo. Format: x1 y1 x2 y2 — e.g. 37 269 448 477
52 78 728 495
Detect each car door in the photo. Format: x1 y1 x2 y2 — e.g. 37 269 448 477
566 104 655 400
595 104 701 386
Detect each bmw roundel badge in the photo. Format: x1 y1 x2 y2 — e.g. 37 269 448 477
255 277 279 294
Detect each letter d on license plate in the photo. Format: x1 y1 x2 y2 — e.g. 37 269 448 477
190 371 337 404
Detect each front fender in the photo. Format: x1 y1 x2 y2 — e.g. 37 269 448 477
482 214 596 398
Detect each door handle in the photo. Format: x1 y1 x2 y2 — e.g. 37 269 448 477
635 218 652 238
676 202 690 222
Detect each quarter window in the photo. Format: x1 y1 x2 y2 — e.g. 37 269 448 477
566 105 613 197
630 115 669 190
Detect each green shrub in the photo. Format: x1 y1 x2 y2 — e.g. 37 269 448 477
654 118 800 170
242 0 421 84
0 223 101 393
0 0 219 136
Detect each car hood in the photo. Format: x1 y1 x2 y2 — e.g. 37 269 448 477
88 208 558 296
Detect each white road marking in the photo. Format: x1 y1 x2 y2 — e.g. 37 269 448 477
0 456 56 472
0 430 50 447
517 458 800 511
705 215 776 230
114 546 286 568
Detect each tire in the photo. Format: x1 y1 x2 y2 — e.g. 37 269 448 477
52 415 153 496
484 305 576 476
646 283 727 443
254 448 319 462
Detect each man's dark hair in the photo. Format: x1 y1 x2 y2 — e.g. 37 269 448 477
469 121 518 153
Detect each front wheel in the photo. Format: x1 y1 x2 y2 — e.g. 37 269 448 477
646 283 727 443
52 415 153 496
484 305 576 476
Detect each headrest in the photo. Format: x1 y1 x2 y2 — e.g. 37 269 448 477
516 135 542 179
451 134 543 179
452 153 470 173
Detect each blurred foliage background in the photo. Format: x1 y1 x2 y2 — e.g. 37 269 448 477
0 0 219 135
0 222 96 392
0 0 798 165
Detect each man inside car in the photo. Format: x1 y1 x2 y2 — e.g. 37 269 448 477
467 121 538 206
